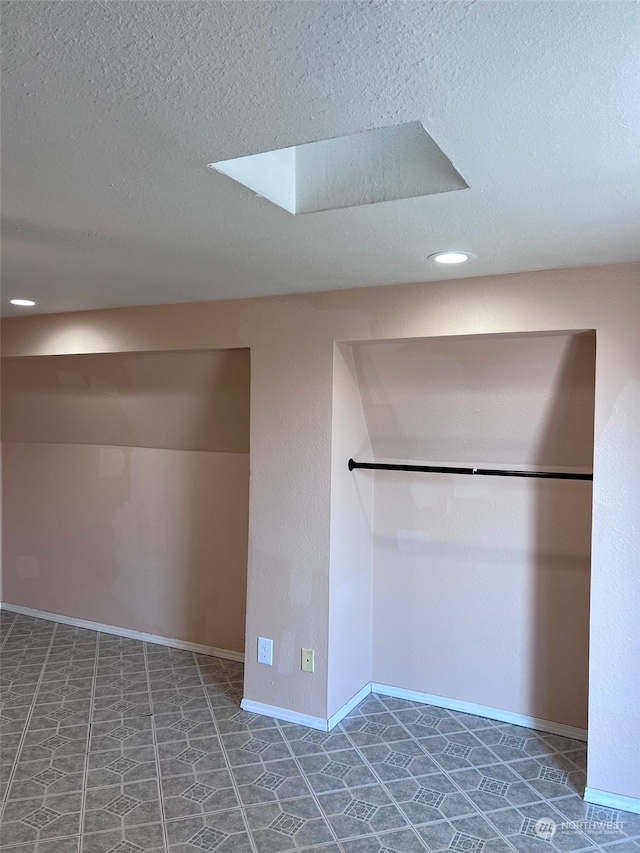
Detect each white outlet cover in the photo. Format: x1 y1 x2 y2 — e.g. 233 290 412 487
257 637 273 665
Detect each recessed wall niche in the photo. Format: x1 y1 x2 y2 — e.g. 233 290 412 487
2 348 250 653
330 331 595 729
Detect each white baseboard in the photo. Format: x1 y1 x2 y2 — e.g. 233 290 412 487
240 699 328 731
584 787 640 816
371 682 588 742
328 683 372 729
242 683 372 733
0 602 244 663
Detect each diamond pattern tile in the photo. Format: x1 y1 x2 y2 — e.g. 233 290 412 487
255 771 286 790
31 767 66 786
181 782 215 803
2 615 621 853
21 806 60 828
104 794 140 816
188 826 229 850
106 757 142 774
268 812 306 836
344 799 379 821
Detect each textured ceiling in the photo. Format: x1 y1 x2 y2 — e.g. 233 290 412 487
1 0 639 316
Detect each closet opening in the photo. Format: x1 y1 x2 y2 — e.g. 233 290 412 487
1 347 250 658
331 330 595 736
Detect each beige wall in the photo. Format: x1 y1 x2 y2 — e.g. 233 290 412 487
2 349 250 652
2 349 250 452
328 344 374 717
1 263 638 802
355 333 594 729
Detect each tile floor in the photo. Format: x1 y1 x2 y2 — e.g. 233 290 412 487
1 612 639 853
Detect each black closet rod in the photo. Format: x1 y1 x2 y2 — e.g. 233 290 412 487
348 458 593 481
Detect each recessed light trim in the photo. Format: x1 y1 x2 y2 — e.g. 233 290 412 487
8 298 38 307
428 251 474 264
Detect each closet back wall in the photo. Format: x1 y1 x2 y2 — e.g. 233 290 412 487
1 349 250 653
355 332 595 729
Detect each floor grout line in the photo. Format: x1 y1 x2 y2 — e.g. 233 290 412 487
273 717 349 853
76 628 100 853
1 620 627 853
0 612 19 654
193 652 261 853
143 641 171 853
0 621 58 825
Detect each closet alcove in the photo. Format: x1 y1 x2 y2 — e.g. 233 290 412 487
1 348 250 654
330 330 595 730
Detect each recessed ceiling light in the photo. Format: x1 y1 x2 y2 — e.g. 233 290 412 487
8 298 38 307
428 251 474 264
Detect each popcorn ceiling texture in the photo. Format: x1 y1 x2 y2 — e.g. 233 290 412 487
2 1 639 315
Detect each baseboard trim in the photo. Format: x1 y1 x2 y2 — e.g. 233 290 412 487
584 787 640 816
240 699 328 731
371 682 588 742
328 683 372 730
0 602 245 663
242 683 372 733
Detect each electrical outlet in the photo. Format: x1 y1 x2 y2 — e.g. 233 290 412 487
257 637 273 665
301 648 314 673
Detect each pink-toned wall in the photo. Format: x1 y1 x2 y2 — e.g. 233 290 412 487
1 262 638 803
328 344 374 717
2 349 250 652
352 333 594 729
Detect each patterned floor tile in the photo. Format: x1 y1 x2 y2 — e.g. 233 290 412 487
278 725 352 758
317 785 410 840
157 737 226 779
20 724 89 762
4 615 640 853
342 713 411 747
0 836 80 853
392 707 468 740
91 697 153 724
473 727 556 763
0 790 83 845
153 711 218 745
417 733 500 772
449 764 544 810
416 814 517 853
82 779 163 834
230 758 312 806
165 810 253 853
7 755 86 800
385 773 480 824
146 648 197 670
509 754 587 800
81 822 165 852
341 827 429 852
151 689 211 717
244 797 334 852
161 768 239 819
29 699 92 731
212 707 279 736
358 741 441 783
90 717 155 752
550 797 640 846
221 730 290 767
296 749 378 793
485 801 594 852
86 746 159 788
